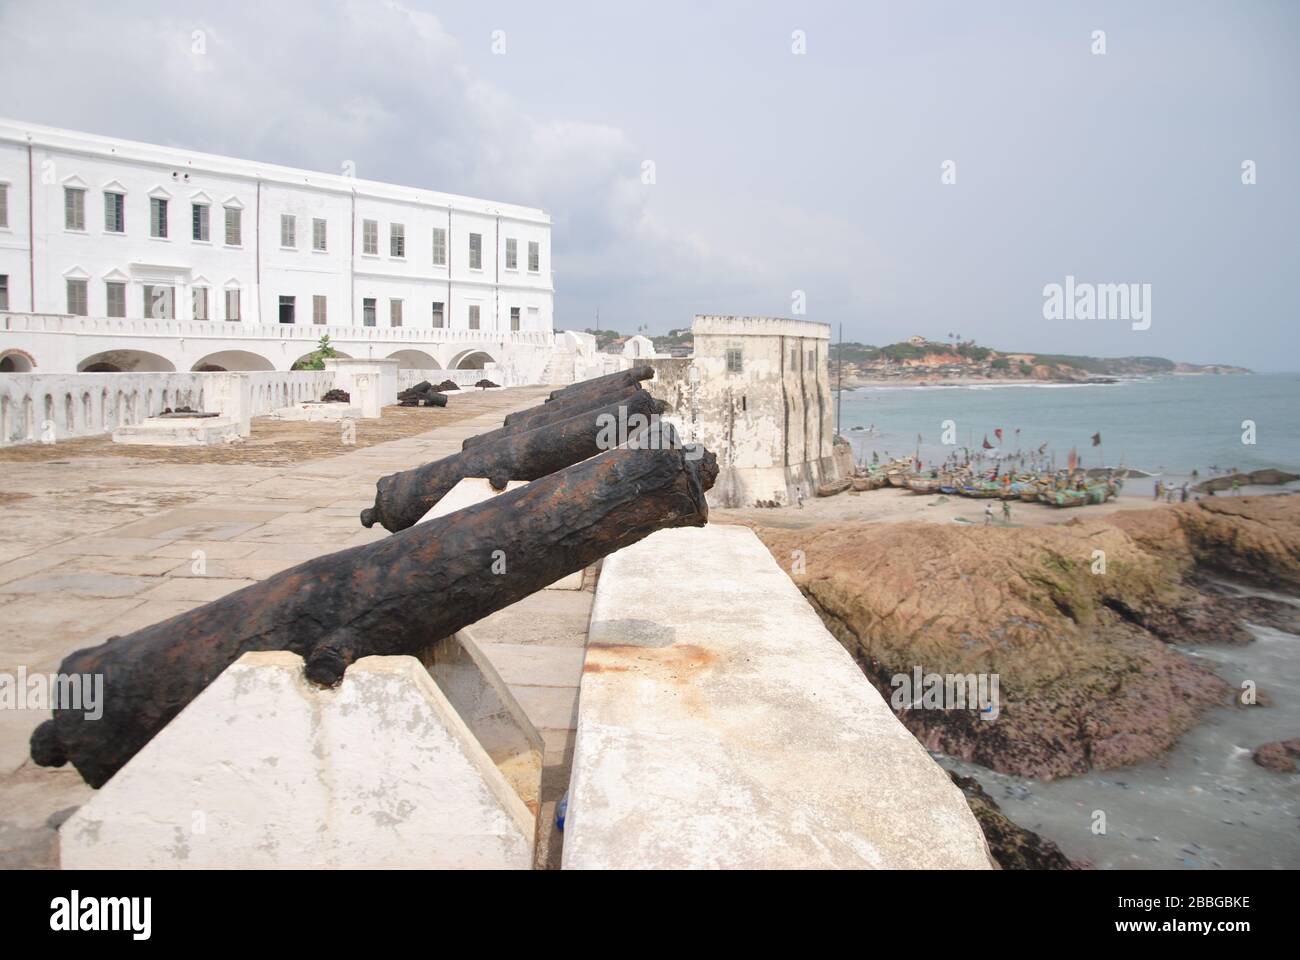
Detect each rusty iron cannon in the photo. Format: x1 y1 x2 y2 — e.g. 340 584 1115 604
31 438 718 788
361 388 667 532
463 383 648 450
499 366 654 429
486 382 642 441
397 380 449 407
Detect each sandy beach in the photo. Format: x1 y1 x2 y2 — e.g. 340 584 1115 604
715 484 1169 531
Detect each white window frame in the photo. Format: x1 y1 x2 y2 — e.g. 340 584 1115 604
362 219 378 256
389 223 405 259
150 197 169 239
280 214 296 249
192 286 210 320
431 227 446 266
66 278 88 316
64 187 86 231
312 218 327 252
0 183 8 229
431 301 445 327
528 240 540 273
192 203 210 242
389 298 403 327
504 237 517 271
468 303 481 330
104 191 125 234
224 287 241 322
105 280 126 318
224 206 242 246
312 294 327 325
468 233 482 271
362 296 377 326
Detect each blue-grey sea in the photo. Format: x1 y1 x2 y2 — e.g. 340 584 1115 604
839 373 1300 492
838 373 1300 869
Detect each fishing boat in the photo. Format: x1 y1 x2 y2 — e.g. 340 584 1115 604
817 478 852 497
906 476 942 494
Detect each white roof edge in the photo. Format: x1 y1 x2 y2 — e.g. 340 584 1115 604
0 117 551 224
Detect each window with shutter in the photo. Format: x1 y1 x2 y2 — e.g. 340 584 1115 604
468 304 480 330
362 220 378 255
528 240 539 272
468 233 482 270
224 207 242 245
313 218 327 251
390 299 403 327
106 281 126 318
390 223 405 258
104 192 125 233
431 301 444 327
505 238 517 270
431 227 446 266
192 204 210 241
510 307 520 331
64 188 86 230
281 214 296 248
313 294 327 324
150 198 168 238
66 279 88 315
224 288 241 321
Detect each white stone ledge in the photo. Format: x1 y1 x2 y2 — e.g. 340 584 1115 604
562 524 992 870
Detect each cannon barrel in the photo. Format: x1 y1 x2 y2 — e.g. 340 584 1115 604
464 383 645 450
509 365 653 416
361 389 667 532
31 439 719 788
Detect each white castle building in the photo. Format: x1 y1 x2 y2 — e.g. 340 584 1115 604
0 118 558 379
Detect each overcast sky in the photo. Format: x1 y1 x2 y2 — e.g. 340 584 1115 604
1 0 1296 369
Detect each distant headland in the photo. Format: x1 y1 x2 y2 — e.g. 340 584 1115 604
581 328 1251 386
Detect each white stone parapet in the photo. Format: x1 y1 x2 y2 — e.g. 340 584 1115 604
562 524 993 870
60 652 538 869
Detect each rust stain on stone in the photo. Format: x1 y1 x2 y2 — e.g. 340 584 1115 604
584 643 716 680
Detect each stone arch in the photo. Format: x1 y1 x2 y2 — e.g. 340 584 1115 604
450 349 496 371
386 349 442 371
190 350 275 372
0 349 36 372
78 349 176 373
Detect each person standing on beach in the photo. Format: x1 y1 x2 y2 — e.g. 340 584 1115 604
984 502 994 526
1154 480 1163 501
1181 483 1189 503
1002 500 1012 525
1232 478 1241 496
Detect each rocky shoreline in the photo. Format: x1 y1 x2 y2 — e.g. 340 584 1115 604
754 495 1300 865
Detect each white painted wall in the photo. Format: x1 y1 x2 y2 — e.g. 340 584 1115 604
0 118 554 375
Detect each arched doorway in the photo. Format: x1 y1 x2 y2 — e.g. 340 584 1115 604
190 350 276 372
77 350 176 373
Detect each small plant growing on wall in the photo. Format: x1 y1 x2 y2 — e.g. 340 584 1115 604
293 335 339 371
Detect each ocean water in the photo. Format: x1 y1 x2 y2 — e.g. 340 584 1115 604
836 373 1300 868
838 373 1300 487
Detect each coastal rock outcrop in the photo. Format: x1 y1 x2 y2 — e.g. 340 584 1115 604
756 496 1300 780
1251 739 1300 774
947 773 1080 869
757 517 1231 779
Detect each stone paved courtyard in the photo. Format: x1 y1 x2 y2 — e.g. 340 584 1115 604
0 386 588 869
